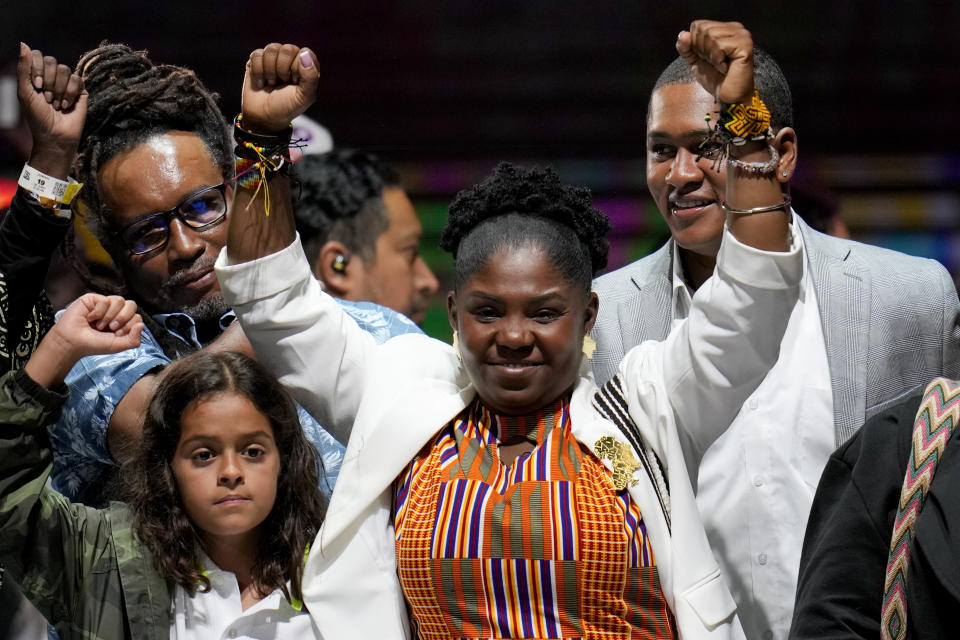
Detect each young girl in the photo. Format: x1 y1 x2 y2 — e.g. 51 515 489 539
0 293 326 640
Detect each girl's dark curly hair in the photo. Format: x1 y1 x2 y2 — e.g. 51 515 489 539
440 162 611 293
125 351 326 604
71 42 232 256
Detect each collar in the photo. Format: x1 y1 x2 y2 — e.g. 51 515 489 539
477 394 571 444
151 309 237 350
670 239 693 320
197 547 310 611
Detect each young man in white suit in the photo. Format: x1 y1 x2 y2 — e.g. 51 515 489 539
591 20 960 640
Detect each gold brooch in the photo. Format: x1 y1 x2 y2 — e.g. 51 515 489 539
593 436 641 491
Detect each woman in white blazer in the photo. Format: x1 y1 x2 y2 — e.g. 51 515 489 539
217 22 801 640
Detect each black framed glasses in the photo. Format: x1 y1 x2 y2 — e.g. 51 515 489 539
117 184 228 255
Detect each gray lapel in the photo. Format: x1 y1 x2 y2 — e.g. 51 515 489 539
618 242 674 351
801 219 870 446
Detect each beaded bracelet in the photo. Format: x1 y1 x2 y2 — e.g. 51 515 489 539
698 90 774 169
233 124 290 217
232 114 305 216
234 157 264 190
234 114 292 160
720 90 772 146
726 144 779 176
233 153 288 217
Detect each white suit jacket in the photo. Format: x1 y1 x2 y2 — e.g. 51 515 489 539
215 228 802 640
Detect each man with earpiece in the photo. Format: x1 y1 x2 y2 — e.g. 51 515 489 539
293 150 439 326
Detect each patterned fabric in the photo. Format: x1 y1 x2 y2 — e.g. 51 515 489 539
881 378 960 640
0 189 69 377
49 299 421 504
592 375 670 528
0 271 55 374
394 396 675 639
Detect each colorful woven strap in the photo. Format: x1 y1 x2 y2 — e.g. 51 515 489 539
881 378 960 640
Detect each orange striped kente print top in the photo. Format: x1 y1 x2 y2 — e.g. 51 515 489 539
394 395 675 639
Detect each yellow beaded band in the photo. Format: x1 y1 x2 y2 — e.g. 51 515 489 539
721 90 772 143
698 90 775 171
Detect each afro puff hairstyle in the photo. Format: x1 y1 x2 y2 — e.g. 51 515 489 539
440 162 610 293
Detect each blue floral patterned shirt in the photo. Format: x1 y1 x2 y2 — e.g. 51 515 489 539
48 299 422 504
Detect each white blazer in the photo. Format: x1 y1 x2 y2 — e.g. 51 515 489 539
215 227 802 640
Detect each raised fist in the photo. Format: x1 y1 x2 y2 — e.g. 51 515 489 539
240 43 319 134
51 294 143 360
676 21 756 105
18 42 87 153
25 294 143 389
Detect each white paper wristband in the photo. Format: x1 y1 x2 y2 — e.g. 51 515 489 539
18 164 82 204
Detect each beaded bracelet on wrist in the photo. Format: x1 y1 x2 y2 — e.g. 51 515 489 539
698 89 774 170
233 114 293 146
719 90 772 145
726 144 779 176
231 115 299 216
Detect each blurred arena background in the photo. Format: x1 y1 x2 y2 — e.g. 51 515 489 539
3 0 959 339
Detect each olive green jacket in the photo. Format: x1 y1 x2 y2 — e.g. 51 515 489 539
0 368 170 640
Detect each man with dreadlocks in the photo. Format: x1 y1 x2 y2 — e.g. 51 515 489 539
42 42 421 506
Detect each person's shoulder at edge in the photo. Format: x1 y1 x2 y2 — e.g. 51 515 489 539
800 215 951 281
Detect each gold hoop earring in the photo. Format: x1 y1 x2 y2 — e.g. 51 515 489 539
582 334 597 360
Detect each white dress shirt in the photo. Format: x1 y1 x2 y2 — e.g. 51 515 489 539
670 221 835 640
170 555 322 640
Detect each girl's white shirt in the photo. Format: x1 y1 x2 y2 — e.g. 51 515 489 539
169 553 321 640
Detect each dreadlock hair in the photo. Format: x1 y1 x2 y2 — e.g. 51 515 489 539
440 162 610 294
291 150 399 269
126 351 326 603
72 42 232 257
651 47 794 131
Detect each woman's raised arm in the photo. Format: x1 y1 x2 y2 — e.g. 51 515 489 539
216 43 377 440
